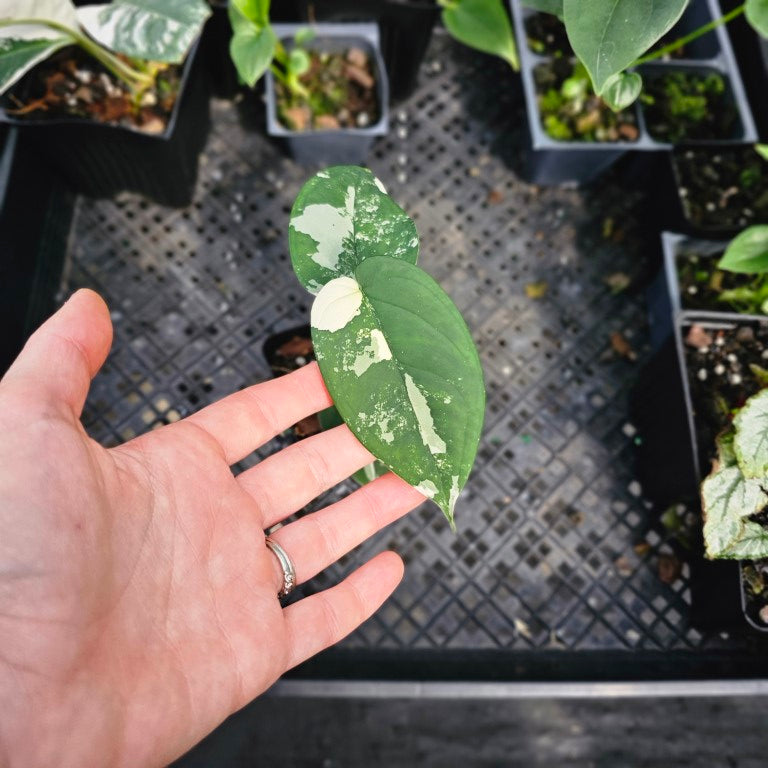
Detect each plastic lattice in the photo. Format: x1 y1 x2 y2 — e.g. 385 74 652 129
65 32 745 653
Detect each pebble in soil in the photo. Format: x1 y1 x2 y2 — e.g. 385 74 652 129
534 59 639 143
673 146 768 233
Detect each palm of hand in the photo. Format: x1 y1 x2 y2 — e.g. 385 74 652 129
0 291 423 768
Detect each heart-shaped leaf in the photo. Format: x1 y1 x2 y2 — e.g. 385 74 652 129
563 0 688 95
77 0 210 63
746 0 768 37
718 225 768 275
310 256 485 527
228 1 276 87
289 166 418 294
701 465 768 558
602 70 642 111
733 388 768 478
442 0 519 70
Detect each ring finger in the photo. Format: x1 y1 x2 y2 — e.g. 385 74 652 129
266 472 427 596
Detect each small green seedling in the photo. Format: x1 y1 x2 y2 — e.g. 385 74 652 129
524 0 768 110
0 0 210 97
288 166 485 529
701 388 768 559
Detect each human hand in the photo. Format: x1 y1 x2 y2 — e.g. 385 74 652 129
0 289 425 768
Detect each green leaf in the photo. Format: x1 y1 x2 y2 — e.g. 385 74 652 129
76 0 211 63
293 26 315 47
718 225 768 275
230 0 270 26
310 257 485 527
0 0 79 94
756 143 768 162
289 167 419 295
722 520 768 559
715 430 738 469
229 11 276 87
563 0 688 95
601 70 642 111
288 47 309 77
701 465 768 559
522 0 564 19
0 36 70 95
441 0 519 70
746 0 768 37
733 388 768 478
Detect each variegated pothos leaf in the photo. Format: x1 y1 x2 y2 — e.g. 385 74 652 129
76 0 210 63
310 257 485 528
289 166 419 295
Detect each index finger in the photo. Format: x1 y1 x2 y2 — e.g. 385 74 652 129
185 362 332 464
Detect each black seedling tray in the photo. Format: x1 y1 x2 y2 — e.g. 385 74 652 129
42 30 768 691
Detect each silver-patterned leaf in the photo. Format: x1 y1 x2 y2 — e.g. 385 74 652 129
77 0 210 63
289 166 419 295
701 465 768 559
733 388 768 479
722 520 768 559
310 257 485 527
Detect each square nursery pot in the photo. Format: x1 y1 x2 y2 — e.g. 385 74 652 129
0 39 210 207
634 232 768 631
265 23 389 166
509 0 758 186
0 128 74 374
296 0 440 101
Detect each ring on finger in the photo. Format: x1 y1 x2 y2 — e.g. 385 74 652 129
265 536 297 598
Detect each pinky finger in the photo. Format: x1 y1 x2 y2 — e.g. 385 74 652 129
282 551 404 670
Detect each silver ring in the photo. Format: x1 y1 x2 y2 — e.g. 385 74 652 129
265 536 296 598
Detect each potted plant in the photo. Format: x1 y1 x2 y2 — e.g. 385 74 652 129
510 0 761 184
0 0 211 206
300 0 520 101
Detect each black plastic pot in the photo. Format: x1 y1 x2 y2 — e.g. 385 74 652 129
0 128 74 375
297 0 440 101
510 0 758 186
265 23 389 165
0 40 210 207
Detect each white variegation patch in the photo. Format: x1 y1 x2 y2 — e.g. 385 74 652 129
290 185 356 279
404 374 446 455
352 328 393 376
373 176 387 194
414 480 438 499
311 276 363 332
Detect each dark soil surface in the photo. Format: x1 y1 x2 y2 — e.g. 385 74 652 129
534 59 639 143
683 320 768 626
642 69 740 143
524 12 572 57
676 246 768 315
275 47 379 132
1 47 181 133
673 146 768 234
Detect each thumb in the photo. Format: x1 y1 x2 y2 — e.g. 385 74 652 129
1 289 113 420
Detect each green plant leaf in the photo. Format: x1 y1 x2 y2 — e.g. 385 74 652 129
722 520 768 559
76 0 210 63
0 36 70 94
601 70 642 110
522 0 564 19
288 47 309 76
701 465 768 559
229 5 276 87
230 0 270 26
441 0 519 70
756 143 768 162
310 256 485 527
733 388 768 478
563 0 688 95
718 225 768 275
289 166 419 295
0 0 79 94
746 0 768 37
